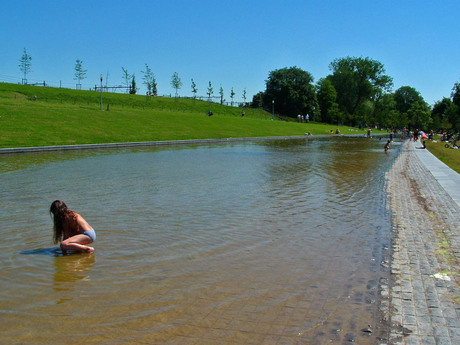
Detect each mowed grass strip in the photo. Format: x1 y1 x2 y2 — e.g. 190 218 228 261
426 141 460 174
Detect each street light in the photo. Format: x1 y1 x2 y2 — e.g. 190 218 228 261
100 74 103 110
272 99 274 120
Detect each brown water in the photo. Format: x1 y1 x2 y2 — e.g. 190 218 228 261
0 137 400 344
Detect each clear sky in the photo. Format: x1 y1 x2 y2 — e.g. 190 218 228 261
1 0 458 105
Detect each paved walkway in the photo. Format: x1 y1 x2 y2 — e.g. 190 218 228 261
386 140 460 344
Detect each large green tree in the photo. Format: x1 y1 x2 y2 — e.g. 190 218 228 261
451 82 460 130
316 78 338 123
394 86 431 130
408 101 431 130
431 98 456 130
429 81 460 131
328 56 393 125
452 82 460 108
374 93 399 129
251 92 264 108
263 66 316 118
394 86 425 114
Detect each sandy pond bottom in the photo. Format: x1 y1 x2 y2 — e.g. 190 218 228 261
0 137 401 344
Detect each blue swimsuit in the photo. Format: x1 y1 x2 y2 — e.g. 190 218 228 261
82 229 96 243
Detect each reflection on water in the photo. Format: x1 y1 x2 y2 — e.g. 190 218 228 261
21 247 63 257
17 248 95 305
0 137 400 344
53 254 95 305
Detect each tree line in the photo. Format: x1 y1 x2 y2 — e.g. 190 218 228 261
19 49 459 131
19 48 248 103
251 57 460 132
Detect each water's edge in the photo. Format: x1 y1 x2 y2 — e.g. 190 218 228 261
0 133 391 154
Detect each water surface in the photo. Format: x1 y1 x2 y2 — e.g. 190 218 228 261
0 137 400 344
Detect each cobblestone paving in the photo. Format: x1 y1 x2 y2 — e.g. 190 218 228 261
385 140 460 345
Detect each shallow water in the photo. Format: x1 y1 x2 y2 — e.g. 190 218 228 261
0 137 400 344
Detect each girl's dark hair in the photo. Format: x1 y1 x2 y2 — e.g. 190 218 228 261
50 200 76 244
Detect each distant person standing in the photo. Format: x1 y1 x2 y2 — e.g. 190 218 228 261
305 114 309 122
241 110 245 118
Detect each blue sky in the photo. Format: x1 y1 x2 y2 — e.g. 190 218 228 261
1 0 458 105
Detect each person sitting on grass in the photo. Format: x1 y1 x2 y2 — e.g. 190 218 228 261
50 200 96 253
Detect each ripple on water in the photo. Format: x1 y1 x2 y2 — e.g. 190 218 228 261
0 137 400 344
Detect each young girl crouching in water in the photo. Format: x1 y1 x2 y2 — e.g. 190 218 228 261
50 200 96 253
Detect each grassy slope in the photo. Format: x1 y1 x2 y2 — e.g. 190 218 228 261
0 83 370 148
1 83 458 174
426 141 460 174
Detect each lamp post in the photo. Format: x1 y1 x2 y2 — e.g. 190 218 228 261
272 99 275 120
100 74 103 110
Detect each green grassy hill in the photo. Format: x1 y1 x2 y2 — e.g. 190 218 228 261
0 83 369 148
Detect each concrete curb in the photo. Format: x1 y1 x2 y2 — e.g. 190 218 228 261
0 133 389 154
0 136 306 154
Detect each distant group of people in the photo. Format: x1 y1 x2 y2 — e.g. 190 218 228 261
297 114 309 123
411 129 421 142
382 127 430 151
441 131 459 142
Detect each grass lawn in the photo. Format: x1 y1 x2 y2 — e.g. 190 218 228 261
0 82 373 148
426 140 460 174
1 83 458 176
